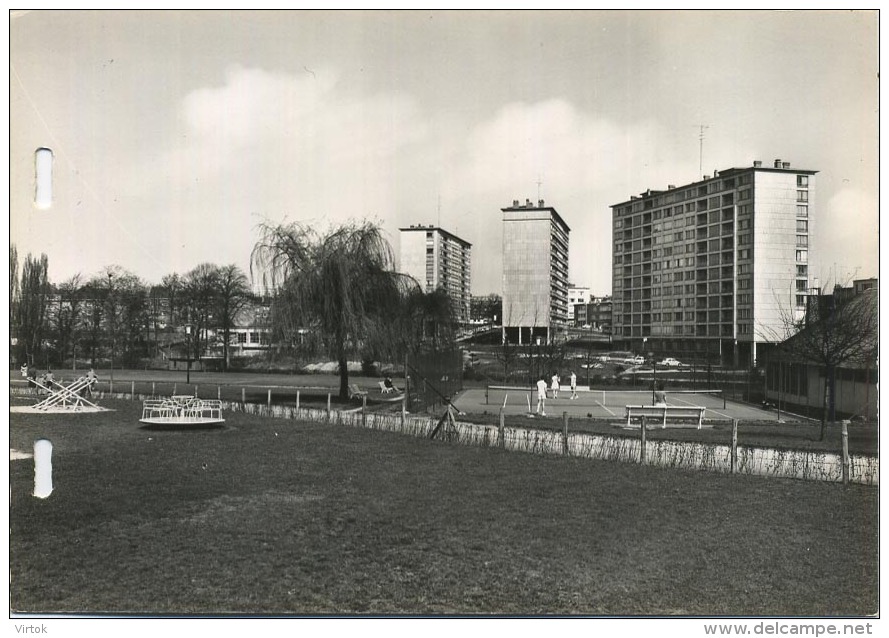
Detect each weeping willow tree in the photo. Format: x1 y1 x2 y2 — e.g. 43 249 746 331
251 220 412 399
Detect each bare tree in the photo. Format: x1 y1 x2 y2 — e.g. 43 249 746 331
51 275 83 367
181 264 220 360
9 244 19 362
772 287 878 438
214 264 253 371
15 253 51 367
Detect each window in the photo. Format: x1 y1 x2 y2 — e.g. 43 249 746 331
237 333 247 344
797 190 808 202
739 189 751 201
796 250 808 262
796 220 808 233
795 295 806 307
738 249 751 260
796 265 808 277
797 175 809 187
738 218 751 230
797 205 808 217
796 280 808 291
796 235 808 247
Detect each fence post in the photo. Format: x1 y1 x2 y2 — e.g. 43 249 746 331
267 389 272 408
241 387 245 404
327 393 332 422
131 381 135 397
640 416 647 465
499 409 505 449
485 386 489 405
296 390 300 412
194 385 198 398
218 386 221 400
152 381 156 397
842 421 850 485
562 411 569 456
731 418 739 474
362 395 367 428
173 383 177 396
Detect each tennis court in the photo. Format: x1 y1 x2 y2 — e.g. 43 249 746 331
453 385 794 422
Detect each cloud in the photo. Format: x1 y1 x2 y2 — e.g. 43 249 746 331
125 66 431 275
815 187 879 283
439 99 701 294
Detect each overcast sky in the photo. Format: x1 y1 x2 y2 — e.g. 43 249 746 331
9 9 879 296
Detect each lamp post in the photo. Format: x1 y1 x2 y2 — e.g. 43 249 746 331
185 323 193 385
107 272 114 388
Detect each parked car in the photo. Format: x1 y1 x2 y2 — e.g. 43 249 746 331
626 355 645 365
659 357 682 367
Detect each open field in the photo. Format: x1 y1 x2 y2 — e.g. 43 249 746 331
9 398 878 615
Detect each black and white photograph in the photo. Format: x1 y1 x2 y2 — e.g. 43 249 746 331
8 7 880 632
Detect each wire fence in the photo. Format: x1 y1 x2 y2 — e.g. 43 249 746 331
484 385 726 409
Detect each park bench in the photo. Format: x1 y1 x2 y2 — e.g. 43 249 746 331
348 384 368 399
625 405 706 429
378 381 399 394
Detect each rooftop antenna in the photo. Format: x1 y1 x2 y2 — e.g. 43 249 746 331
437 194 441 227
536 175 543 203
696 124 709 179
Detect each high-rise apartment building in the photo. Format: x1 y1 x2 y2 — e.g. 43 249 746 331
610 159 816 367
399 224 472 323
501 198 570 344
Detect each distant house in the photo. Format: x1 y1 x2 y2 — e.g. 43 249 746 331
764 284 877 420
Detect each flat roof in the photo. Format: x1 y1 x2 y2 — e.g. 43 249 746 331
610 164 819 208
398 225 472 247
501 204 571 233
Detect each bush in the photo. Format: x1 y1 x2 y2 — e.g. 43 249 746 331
361 358 378 377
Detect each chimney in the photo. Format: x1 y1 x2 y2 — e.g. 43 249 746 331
667 185 675 190
782 162 790 169
512 199 519 207
525 198 532 207
703 175 710 180
538 199 545 207
753 160 762 168
774 159 782 168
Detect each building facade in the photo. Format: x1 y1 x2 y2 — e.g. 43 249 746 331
610 159 817 367
399 224 472 323
501 199 570 344
764 286 877 420
568 285 591 326
587 296 613 333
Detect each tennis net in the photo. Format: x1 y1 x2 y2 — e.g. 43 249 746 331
484 385 725 409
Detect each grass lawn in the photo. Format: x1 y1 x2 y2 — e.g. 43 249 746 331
9 398 877 616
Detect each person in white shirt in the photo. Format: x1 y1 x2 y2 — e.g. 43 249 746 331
550 373 560 399
570 371 578 399
536 376 548 416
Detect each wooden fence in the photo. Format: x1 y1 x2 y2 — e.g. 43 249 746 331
10 386 878 486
